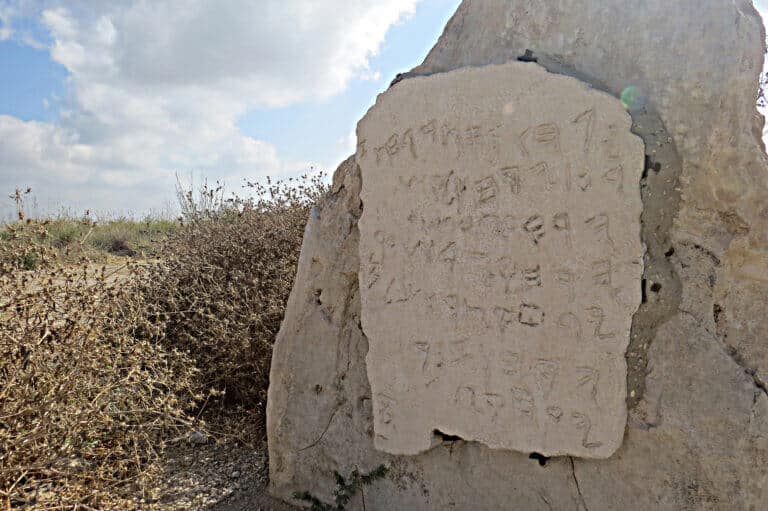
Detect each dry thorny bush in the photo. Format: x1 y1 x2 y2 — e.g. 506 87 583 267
0 174 326 508
1 223 200 509
142 174 328 438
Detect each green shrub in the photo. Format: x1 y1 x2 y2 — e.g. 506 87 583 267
1 214 178 263
87 218 178 256
17 250 39 270
46 218 90 248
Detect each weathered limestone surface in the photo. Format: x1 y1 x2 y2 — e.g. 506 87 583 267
267 1 768 509
357 62 644 458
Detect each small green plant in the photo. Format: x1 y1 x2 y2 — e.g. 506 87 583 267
46 218 90 248
293 465 389 510
17 250 39 270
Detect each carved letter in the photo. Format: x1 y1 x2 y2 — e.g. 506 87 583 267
475 176 499 206
420 119 437 143
439 241 457 272
530 162 554 191
547 406 563 423
493 307 516 332
553 212 573 248
523 215 546 245
385 277 418 303
441 123 461 156
376 393 396 427
402 129 417 159
586 305 616 340
520 123 561 157
478 393 504 419
558 312 583 341
374 144 387 165
431 171 465 212
592 259 612 287
446 338 473 366
533 359 559 398
385 133 400 160
519 303 545 327
586 213 614 248
576 367 600 402
499 351 521 376
603 165 624 193
510 385 534 415
464 125 483 146
455 386 476 409
555 268 576 303
602 124 622 160
523 265 542 287
415 342 430 371
572 412 603 449
576 167 592 191
573 108 595 152
463 299 487 329
499 166 521 194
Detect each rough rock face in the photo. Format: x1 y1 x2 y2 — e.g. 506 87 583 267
357 62 644 459
267 1 768 509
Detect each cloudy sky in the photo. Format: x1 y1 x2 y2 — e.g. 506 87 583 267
0 0 765 219
0 0 460 218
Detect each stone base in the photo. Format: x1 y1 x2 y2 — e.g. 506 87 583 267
267 1 768 509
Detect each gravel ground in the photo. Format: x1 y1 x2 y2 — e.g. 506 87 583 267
134 438 298 511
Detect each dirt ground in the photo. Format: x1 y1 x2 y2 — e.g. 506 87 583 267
137 440 297 511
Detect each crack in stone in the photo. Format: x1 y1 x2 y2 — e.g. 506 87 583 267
298 404 341 452
680 308 768 401
724 344 768 401
536 487 554 511
710 302 768 403
568 456 589 511
674 236 766 402
675 233 768 403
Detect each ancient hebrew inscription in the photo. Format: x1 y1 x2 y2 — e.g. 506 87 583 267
356 62 644 459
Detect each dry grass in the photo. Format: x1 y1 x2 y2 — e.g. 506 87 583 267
0 175 326 507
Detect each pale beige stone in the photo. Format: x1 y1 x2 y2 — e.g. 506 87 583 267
356 62 644 458
268 1 768 509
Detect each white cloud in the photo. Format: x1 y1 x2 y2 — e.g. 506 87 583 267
338 128 358 156
358 70 383 82
0 0 417 216
0 4 14 40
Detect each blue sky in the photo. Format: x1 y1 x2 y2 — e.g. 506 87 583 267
238 0 461 168
0 39 65 121
0 0 764 218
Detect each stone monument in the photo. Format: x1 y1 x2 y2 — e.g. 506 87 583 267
357 62 643 458
268 1 768 509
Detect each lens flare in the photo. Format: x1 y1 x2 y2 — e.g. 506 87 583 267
620 86 646 110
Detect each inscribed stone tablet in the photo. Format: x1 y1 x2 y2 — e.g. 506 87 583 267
356 62 644 459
